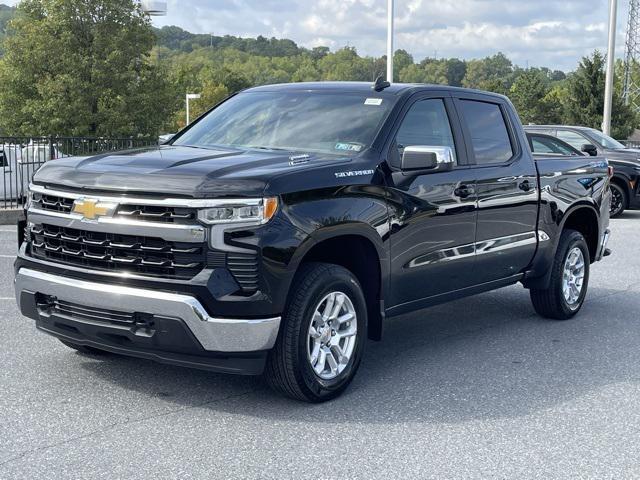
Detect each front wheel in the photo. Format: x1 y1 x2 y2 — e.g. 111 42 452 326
530 229 590 320
264 263 367 402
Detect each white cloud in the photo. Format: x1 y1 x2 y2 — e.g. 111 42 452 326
2 0 629 71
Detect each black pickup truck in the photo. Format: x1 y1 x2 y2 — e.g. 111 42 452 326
15 82 611 402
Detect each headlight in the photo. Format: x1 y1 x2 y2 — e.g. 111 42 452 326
197 197 278 225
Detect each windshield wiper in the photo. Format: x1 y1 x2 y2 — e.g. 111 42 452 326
177 144 232 151
246 145 291 152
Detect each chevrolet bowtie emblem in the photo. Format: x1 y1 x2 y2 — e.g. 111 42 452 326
72 198 117 220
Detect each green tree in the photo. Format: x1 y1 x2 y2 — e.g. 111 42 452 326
393 49 413 82
0 0 173 137
509 69 553 124
565 51 637 139
463 52 513 94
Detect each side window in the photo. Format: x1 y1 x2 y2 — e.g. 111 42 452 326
459 100 514 165
547 137 579 155
392 99 457 167
531 137 576 155
531 138 555 154
557 130 590 150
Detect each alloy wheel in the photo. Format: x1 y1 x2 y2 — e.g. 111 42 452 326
306 291 358 380
562 246 585 308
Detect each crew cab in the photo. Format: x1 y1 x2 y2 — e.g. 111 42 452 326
15 82 611 402
525 125 640 217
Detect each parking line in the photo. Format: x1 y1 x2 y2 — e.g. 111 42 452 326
0 298 14 301
0 255 16 258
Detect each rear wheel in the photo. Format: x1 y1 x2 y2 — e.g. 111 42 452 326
59 339 109 355
264 263 367 402
530 229 590 320
610 183 627 218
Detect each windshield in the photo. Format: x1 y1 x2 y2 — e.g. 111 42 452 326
174 91 395 155
586 129 626 150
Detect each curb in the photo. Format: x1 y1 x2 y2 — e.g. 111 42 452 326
0 209 24 225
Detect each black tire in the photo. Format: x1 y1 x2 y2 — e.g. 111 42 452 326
530 229 590 320
59 339 109 355
264 262 367 402
610 183 627 218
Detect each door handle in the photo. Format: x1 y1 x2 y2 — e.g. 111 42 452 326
518 180 532 192
454 185 474 198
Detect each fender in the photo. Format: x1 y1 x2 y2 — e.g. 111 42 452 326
523 202 601 289
288 221 389 298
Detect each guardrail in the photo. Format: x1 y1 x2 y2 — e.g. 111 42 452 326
1 136 158 209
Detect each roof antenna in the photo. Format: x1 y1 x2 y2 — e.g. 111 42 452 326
373 75 391 92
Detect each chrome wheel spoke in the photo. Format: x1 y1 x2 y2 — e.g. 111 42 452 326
314 348 327 375
338 325 357 339
309 325 320 339
310 341 321 365
326 349 339 375
330 293 345 320
322 293 336 320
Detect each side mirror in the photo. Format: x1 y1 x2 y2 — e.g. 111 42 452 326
401 146 455 174
581 144 598 156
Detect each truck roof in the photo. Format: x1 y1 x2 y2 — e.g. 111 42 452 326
525 125 597 132
245 81 508 100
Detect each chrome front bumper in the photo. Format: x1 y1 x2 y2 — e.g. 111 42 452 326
14 268 281 352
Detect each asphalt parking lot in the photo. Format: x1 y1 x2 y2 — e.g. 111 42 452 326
1 213 640 479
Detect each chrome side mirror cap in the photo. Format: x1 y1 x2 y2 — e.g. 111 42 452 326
401 146 455 173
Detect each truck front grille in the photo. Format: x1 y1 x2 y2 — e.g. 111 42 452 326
33 194 197 224
30 224 206 279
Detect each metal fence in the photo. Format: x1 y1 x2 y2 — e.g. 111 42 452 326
621 140 640 148
1 136 158 209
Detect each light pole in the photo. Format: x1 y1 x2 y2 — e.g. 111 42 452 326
603 0 618 136
186 93 201 125
387 0 394 83
140 0 167 16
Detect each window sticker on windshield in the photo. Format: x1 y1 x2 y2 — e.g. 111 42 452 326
335 142 363 152
364 98 383 106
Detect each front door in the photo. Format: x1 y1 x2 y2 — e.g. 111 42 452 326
385 95 478 312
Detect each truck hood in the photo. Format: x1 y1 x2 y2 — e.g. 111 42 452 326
603 148 640 165
33 145 349 198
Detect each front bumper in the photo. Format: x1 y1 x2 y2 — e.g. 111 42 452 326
15 268 281 374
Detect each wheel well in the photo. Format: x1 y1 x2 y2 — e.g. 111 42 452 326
611 176 630 202
562 207 599 262
299 235 383 341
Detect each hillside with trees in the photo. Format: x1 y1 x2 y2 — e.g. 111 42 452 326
0 1 637 139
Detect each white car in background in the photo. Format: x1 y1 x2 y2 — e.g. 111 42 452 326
1 142 61 205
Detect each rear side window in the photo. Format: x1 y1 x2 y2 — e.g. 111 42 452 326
556 130 590 150
459 100 513 165
531 136 578 155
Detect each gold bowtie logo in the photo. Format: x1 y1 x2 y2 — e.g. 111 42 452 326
72 198 117 220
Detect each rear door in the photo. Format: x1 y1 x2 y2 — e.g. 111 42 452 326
385 92 478 310
454 95 539 283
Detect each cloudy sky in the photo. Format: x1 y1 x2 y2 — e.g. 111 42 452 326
3 0 631 71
